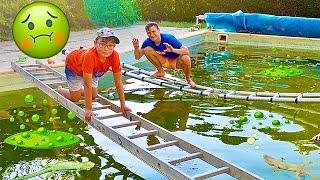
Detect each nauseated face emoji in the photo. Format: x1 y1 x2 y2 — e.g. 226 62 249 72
12 2 70 59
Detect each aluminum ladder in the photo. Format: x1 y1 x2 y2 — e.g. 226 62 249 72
122 63 320 103
11 60 263 180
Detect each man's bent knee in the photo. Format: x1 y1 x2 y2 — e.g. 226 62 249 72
177 55 191 69
180 55 191 62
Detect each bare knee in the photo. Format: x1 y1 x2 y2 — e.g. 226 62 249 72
70 95 81 102
180 55 191 64
177 55 191 69
69 91 81 102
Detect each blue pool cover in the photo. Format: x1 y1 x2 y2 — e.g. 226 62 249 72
204 10 320 38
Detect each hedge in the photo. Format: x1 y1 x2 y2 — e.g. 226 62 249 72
136 0 320 22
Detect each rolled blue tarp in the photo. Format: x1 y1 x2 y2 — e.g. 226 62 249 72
204 10 320 38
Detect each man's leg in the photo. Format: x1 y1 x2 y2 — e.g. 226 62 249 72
144 46 167 77
176 55 196 87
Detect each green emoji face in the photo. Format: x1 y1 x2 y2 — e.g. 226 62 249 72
12 2 70 59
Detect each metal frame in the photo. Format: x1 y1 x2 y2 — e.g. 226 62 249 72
122 63 320 103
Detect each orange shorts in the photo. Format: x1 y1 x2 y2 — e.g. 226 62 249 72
162 57 180 70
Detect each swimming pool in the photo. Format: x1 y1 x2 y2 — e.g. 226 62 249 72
119 42 320 179
1 32 319 179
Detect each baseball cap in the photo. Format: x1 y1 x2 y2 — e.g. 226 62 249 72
96 27 120 44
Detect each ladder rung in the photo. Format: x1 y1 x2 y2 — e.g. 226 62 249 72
193 167 230 180
129 70 140 74
128 130 158 139
96 112 123 120
168 152 202 165
32 72 54 76
38 76 61 81
25 67 47 71
111 120 140 129
146 140 179 151
226 91 236 96
45 81 67 85
20 64 41 68
92 105 112 111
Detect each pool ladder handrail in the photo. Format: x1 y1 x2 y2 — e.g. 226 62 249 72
11 61 263 180
122 63 320 103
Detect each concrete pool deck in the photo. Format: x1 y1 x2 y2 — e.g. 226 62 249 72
0 24 205 91
0 24 204 74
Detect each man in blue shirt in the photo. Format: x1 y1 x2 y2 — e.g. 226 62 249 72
132 22 196 87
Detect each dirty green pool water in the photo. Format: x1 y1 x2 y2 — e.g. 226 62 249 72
1 42 319 179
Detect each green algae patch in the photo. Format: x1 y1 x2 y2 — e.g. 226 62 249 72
4 127 81 149
261 66 303 78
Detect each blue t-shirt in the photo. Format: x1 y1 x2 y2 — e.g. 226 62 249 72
141 33 182 59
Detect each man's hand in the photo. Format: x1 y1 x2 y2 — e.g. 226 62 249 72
132 38 140 49
121 104 132 116
85 108 93 123
163 43 174 53
156 51 165 55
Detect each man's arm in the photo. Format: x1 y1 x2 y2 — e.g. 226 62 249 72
172 45 189 55
164 43 189 55
132 38 144 60
134 48 144 60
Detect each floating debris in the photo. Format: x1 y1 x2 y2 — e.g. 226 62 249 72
272 120 281 126
18 111 25 117
67 111 76 120
13 161 94 180
42 99 48 106
51 109 58 115
4 127 81 149
312 134 320 141
261 66 303 78
247 137 255 145
254 111 264 119
24 94 34 103
31 114 40 122
19 124 26 130
263 154 314 179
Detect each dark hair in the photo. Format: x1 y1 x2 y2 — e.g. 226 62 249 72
145 22 159 31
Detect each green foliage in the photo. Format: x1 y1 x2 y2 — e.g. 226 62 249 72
0 0 94 41
156 21 205 29
136 0 320 22
83 0 141 27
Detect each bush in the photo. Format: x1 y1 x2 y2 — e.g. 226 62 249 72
136 0 320 22
83 0 141 27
